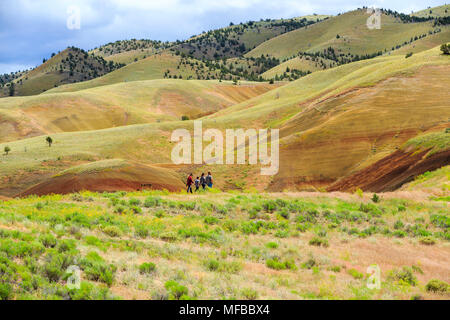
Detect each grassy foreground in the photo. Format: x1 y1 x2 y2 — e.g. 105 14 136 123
0 189 448 300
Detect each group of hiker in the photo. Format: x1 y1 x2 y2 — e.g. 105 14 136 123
186 172 213 193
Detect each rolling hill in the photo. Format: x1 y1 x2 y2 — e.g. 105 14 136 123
173 15 330 60
389 27 450 55
1 45 448 196
246 9 441 61
0 47 124 97
0 79 278 143
44 51 247 94
411 4 450 18
261 54 337 80
90 39 172 65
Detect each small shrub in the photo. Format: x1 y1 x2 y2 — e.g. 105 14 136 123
440 43 450 55
102 226 122 238
128 198 141 206
394 220 404 230
144 196 162 208
328 265 341 273
204 216 219 225
139 262 156 274
114 206 126 214
425 279 449 293
154 209 165 218
347 268 363 279
278 208 290 219
393 230 406 238
309 237 329 247
165 280 188 300
388 267 417 286
266 258 296 270
35 202 44 210
135 225 149 238
419 236 436 245
80 251 116 286
0 283 12 300
301 258 316 270
265 242 279 249
371 194 380 203
39 234 57 248
241 288 258 300
205 259 220 271
130 206 142 214
405 52 413 58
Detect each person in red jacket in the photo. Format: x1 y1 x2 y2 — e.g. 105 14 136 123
186 173 194 194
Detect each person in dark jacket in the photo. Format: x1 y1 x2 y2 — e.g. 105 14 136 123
186 173 194 193
205 172 213 188
200 173 206 190
194 176 200 192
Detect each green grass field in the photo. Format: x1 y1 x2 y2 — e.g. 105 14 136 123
0 189 448 300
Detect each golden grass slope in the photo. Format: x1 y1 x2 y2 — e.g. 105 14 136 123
246 9 438 59
261 55 337 79
389 27 450 55
411 4 450 18
0 79 278 143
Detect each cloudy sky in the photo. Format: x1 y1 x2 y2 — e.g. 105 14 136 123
0 0 446 74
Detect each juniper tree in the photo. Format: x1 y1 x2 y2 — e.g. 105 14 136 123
46 136 53 147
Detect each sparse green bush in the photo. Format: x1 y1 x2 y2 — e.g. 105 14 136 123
371 194 380 203
425 279 449 293
205 259 220 271
265 242 279 249
347 268 363 279
139 262 156 274
440 43 450 55
388 267 418 286
80 251 116 286
419 236 436 245
266 258 296 270
154 209 165 218
328 265 341 273
134 225 149 238
102 226 122 237
128 198 141 206
39 234 57 248
165 280 189 300
241 288 258 300
301 258 316 269
0 283 12 300
394 220 404 230
309 237 329 247
144 196 162 208
204 216 219 225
